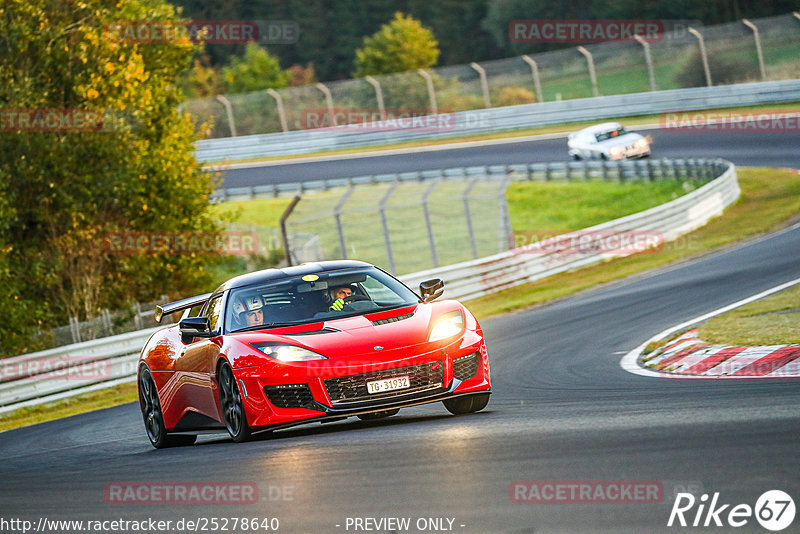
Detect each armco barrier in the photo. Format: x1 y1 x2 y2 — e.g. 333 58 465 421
195 80 800 162
0 159 738 414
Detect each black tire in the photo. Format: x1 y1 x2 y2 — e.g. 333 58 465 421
218 361 251 443
571 153 581 161
600 153 608 160
139 368 197 448
357 408 400 421
443 393 490 415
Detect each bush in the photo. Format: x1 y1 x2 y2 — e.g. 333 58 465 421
492 86 536 107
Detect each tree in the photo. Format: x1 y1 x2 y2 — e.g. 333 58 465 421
354 12 440 77
179 56 224 98
0 0 220 355
222 43 289 93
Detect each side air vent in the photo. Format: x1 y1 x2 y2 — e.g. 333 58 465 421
453 352 479 381
287 328 340 336
264 384 319 410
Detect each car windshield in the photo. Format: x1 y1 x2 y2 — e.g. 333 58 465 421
225 266 418 332
594 127 627 142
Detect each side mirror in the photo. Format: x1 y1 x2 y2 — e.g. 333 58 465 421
419 279 444 302
179 316 213 344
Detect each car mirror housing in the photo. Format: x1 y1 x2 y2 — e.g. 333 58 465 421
179 316 213 343
419 279 444 302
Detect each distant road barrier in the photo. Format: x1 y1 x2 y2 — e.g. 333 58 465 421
195 80 800 162
0 158 737 414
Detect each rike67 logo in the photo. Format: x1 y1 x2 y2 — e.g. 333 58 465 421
668 490 795 531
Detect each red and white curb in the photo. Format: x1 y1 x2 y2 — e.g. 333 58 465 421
641 329 800 378
621 277 800 379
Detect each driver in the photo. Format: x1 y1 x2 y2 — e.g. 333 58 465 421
328 285 353 311
232 295 264 327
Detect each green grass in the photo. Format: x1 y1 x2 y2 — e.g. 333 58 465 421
698 284 800 346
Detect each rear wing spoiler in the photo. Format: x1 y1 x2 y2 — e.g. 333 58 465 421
155 293 212 323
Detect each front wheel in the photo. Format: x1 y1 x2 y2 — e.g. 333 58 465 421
443 393 490 415
218 362 251 443
139 367 197 448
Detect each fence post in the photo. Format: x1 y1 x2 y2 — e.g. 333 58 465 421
422 181 439 268
634 35 657 91
742 19 766 81
378 182 398 273
521 55 544 103
280 195 302 265
102 309 113 335
470 62 492 108
365 76 386 120
133 302 143 331
267 89 289 132
577 46 600 97
417 69 438 114
69 316 82 343
688 27 712 87
463 179 480 259
334 187 355 259
215 95 238 137
497 176 513 253
314 82 336 126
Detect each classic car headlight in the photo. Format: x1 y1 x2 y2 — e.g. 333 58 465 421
637 138 648 148
251 343 327 362
609 146 622 156
428 311 464 342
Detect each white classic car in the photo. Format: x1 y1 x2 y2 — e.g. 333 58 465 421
567 122 651 160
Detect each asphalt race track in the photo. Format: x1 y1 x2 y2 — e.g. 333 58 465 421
2 221 800 529
218 130 800 188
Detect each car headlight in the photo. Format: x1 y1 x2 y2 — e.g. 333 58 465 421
428 311 464 342
609 146 622 155
637 139 648 148
251 343 327 362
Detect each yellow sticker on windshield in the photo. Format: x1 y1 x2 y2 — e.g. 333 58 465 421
302 274 319 282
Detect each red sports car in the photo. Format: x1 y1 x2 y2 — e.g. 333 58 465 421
138 260 492 448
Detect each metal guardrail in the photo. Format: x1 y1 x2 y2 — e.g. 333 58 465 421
195 80 800 162
0 159 737 414
212 157 723 201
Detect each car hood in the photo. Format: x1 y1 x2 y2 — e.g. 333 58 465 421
226 302 465 366
594 132 644 148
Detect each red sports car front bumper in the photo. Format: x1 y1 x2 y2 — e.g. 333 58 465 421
233 330 491 430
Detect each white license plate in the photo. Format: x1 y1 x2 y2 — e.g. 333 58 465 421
366 375 410 394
